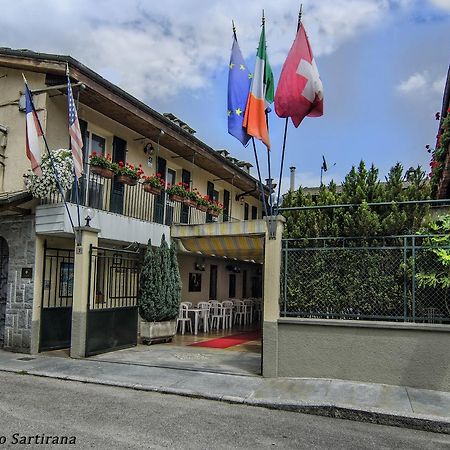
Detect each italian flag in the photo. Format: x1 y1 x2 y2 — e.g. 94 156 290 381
243 23 274 149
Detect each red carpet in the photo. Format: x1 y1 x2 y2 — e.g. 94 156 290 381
189 330 261 349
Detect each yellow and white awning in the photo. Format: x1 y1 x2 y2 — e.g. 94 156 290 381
176 234 264 263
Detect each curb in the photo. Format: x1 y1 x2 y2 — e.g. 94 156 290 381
2 367 449 435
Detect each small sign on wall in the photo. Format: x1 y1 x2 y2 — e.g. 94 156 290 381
21 267 32 279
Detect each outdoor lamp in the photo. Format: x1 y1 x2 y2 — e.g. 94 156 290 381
85 208 93 227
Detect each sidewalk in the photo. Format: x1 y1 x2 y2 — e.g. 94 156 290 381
0 349 449 434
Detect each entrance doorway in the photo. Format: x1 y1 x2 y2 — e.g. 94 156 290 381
209 265 217 300
0 237 8 347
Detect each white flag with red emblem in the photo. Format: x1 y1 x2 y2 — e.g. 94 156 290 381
274 22 323 127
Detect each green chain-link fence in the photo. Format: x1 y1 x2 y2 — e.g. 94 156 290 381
281 236 450 324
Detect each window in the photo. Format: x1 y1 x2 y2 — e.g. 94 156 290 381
244 203 249 221
87 133 106 209
251 206 258 220
223 190 230 222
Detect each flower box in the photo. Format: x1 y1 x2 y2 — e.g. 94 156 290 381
196 204 208 212
169 194 185 202
207 208 220 217
184 198 197 208
117 174 138 186
143 183 163 195
91 165 115 179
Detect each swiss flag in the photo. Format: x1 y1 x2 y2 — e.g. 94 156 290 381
274 23 323 127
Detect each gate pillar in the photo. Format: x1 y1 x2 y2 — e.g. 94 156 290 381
70 227 99 358
262 215 285 377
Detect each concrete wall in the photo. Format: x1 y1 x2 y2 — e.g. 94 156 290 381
0 68 47 193
0 215 36 352
276 318 450 392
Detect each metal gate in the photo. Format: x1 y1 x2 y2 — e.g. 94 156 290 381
39 243 73 351
85 245 141 356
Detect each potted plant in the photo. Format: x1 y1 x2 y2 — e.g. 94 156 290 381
89 152 116 179
208 200 224 217
139 235 181 344
116 161 144 186
166 182 188 202
142 172 165 195
24 148 74 199
184 188 198 208
195 193 211 212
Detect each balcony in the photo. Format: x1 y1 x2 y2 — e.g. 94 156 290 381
41 168 242 227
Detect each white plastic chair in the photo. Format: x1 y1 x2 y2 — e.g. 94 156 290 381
177 303 192 335
234 300 246 326
209 300 224 330
197 302 210 333
222 300 234 329
243 299 253 324
181 301 193 308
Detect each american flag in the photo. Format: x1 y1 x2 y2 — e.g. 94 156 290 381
67 75 83 179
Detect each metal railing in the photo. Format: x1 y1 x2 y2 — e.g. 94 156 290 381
281 235 450 324
41 167 243 226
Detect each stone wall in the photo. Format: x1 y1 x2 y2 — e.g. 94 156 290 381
0 215 35 352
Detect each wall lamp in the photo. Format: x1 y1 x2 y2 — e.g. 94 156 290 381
144 142 155 154
195 262 206 271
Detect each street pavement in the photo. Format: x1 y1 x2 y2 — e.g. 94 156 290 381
0 349 449 435
1 372 450 449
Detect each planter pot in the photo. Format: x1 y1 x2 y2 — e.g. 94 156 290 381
117 174 138 186
143 184 163 195
207 209 220 217
169 194 185 202
91 166 115 179
140 319 177 344
184 198 197 208
196 204 209 212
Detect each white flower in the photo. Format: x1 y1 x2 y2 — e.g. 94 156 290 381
24 149 75 199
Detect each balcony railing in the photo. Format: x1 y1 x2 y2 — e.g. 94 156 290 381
41 169 242 226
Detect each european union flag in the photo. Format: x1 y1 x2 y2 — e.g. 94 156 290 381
227 34 252 146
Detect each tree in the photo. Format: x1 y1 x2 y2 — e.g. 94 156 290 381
139 235 181 322
282 161 431 239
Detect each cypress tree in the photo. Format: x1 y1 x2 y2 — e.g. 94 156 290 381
139 235 181 322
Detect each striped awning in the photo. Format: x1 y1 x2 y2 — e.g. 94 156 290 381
176 235 264 263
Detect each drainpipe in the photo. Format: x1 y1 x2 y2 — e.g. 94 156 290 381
289 166 296 192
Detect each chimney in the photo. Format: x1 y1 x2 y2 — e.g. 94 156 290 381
289 166 296 191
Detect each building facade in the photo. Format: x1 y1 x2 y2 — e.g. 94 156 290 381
0 48 265 355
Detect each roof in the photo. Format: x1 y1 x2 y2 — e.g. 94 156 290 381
0 47 268 197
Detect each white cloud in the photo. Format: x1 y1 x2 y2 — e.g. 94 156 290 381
429 0 450 11
0 0 415 102
397 72 427 93
397 71 446 95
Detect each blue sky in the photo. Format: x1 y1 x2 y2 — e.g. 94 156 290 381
1 0 450 190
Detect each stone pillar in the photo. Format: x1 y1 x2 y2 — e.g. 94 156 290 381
70 227 99 359
30 235 45 354
262 215 285 377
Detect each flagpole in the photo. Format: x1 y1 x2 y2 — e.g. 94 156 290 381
274 4 303 214
66 64 82 229
22 74 75 231
252 137 269 219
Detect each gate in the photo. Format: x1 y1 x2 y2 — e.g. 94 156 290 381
85 245 141 356
39 243 73 351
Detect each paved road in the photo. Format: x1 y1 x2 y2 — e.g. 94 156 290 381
0 372 449 449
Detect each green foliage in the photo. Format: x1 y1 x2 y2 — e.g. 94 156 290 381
139 235 181 322
430 114 450 195
415 215 450 315
282 161 431 239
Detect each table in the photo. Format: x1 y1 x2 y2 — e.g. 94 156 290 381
187 308 208 335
